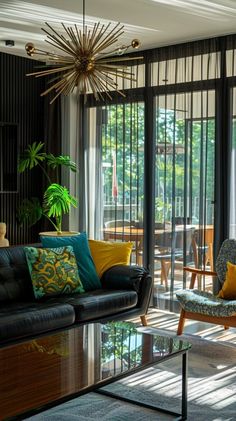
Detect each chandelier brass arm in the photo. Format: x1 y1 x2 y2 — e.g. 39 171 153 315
25 19 143 103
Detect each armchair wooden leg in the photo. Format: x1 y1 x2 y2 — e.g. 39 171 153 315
177 309 186 335
190 272 197 289
224 325 229 330
140 315 148 326
161 260 169 290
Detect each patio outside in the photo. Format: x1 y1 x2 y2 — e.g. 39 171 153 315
100 97 215 311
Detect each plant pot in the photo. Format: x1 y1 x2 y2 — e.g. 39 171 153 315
39 231 79 237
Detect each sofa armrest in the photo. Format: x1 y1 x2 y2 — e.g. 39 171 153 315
101 265 153 314
101 265 149 292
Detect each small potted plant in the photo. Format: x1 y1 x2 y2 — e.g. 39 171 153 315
17 141 77 235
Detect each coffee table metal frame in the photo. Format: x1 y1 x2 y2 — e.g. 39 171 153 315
95 350 188 421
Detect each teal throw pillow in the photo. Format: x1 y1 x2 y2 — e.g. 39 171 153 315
40 232 101 291
24 246 85 299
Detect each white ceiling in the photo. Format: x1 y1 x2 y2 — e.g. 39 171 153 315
0 0 236 58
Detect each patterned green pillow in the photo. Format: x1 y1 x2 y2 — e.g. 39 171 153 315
24 246 85 299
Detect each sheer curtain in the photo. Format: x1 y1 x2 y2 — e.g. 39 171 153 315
61 95 103 238
82 107 103 239
149 42 219 308
83 62 145 247
85 101 145 252
61 92 80 232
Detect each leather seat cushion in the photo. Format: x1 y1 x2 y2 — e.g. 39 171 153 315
50 289 138 322
0 302 75 342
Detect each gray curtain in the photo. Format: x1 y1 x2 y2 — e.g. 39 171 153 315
61 93 80 232
79 107 103 239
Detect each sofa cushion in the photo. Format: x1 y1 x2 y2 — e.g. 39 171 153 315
88 239 133 278
40 233 101 291
24 246 84 299
176 289 236 317
49 289 138 322
0 302 75 343
218 261 236 300
215 239 236 286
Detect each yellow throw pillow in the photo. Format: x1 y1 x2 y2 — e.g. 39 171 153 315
217 261 236 299
88 239 133 278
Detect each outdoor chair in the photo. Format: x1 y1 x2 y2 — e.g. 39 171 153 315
172 217 192 225
103 220 140 263
176 239 236 335
154 227 196 290
194 226 213 271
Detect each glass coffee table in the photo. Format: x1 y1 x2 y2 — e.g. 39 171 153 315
0 322 191 420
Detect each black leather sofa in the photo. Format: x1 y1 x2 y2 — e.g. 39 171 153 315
0 244 153 346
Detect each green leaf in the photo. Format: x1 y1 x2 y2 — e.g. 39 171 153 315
17 197 43 227
18 142 46 173
43 183 77 219
46 154 77 172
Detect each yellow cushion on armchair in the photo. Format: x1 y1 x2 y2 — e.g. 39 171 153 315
217 261 236 300
88 239 133 278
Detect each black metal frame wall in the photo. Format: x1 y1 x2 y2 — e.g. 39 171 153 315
82 34 236 286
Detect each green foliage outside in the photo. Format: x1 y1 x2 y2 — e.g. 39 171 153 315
101 102 215 225
101 322 187 370
101 322 142 367
102 103 145 221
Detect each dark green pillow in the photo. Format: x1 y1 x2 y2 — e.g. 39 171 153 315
40 232 101 291
24 245 85 299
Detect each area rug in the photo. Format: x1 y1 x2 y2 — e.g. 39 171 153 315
26 332 236 421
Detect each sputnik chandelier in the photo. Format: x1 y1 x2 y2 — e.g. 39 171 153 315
25 0 143 103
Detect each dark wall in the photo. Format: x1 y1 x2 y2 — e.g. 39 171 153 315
0 52 45 245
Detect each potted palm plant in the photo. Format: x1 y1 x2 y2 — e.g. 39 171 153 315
17 141 77 235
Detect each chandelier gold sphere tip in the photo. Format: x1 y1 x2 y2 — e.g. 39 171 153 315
131 39 141 49
25 22 143 103
25 42 35 56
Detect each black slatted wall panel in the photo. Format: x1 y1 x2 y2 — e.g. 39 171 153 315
0 52 45 245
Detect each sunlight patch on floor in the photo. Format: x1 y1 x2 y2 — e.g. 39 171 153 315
131 308 236 345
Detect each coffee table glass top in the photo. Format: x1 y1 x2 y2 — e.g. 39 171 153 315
0 322 191 419
100 322 190 376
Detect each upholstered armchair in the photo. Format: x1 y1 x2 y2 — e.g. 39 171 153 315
176 239 236 335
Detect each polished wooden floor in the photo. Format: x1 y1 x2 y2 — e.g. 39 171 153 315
131 307 236 345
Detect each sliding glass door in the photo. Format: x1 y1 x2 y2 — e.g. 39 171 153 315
85 102 145 265
85 91 216 309
153 91 215 309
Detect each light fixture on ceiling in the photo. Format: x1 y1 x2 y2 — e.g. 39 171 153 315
5 40 15 47
25 0 143 104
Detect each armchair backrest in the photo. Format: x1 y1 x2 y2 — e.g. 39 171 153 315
175 227 195 253
156 227 194 255
215 239 236 287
